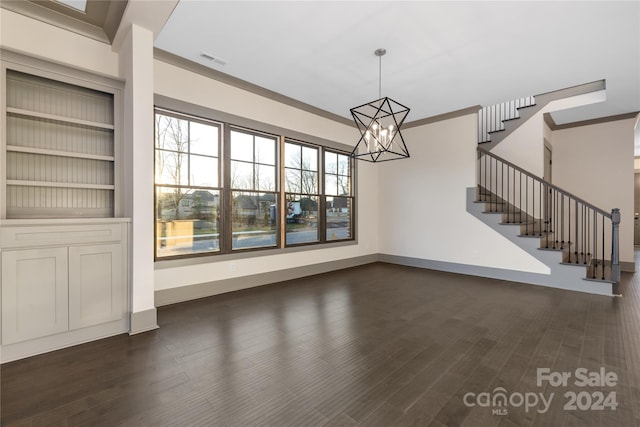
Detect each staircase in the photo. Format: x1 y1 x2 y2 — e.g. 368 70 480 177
478 96 536 144
474 148 621 296
478 80 606 151
472 85 621 296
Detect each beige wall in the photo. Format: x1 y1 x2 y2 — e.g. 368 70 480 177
377 114 550 273
551 118 636 264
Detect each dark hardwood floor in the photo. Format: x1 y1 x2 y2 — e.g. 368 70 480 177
2 256 640 426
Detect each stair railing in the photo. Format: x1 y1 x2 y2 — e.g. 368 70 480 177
478 96 536 143
477 147 620 283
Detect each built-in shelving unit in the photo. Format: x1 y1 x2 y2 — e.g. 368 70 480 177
4 69 116 218
1 52 129 362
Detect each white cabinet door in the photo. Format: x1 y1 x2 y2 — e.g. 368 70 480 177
68 244 124 330
1 248 69 344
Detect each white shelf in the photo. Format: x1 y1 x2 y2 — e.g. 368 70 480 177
6 145 115 162
4 68 119 219
7 180 115 190
7 107 114 131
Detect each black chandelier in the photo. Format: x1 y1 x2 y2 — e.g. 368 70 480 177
350 48 410 162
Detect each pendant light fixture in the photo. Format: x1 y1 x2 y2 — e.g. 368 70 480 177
350 48 410 162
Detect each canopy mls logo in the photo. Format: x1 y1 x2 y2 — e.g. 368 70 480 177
463 387 553 415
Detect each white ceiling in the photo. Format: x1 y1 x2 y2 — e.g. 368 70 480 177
155 1 639 125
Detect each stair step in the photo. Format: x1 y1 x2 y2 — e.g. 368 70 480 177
502 116 522 122
583 276 615 284
475 199 505 204
538 247 562 252
562 252 593 265
519 221 550 232
482 206 523 213
540 241 570 251
487 128 506 135
517 232 552 238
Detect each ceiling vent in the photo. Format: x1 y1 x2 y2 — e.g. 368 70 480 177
200 52 227 66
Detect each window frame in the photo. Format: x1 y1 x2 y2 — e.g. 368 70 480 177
283 139 321 247
323 148 355 243
153 100 357 263
154 109 223 260
225 126 281 253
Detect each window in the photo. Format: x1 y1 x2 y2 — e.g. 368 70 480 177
324 150 353 241
229 129 278 250
284 141 319 245
154 108 355 260
155 111 221 258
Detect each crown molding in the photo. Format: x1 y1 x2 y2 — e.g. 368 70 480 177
154 48 356 128
545 111 639 131
403 105 481 129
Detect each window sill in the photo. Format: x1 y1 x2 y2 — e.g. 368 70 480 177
154 238 357 270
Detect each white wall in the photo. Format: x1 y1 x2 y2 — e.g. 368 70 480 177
377 113 549 274
153 60 379 293
118 24 156 327
635 113 640 171
551 118 635 264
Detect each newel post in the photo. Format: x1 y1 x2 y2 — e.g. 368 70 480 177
611 208 621 283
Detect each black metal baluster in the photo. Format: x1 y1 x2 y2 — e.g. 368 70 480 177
580 204 584 262
484 153 487 201
549 188 557 249
508 165 511 222
553 190 560 249
585 208 593 263
493 157 496 211
518 170 520 223
568 197 572 262
582 205 589 264
574 200 579 263
532 176 536 237
490 156 493 211
525 177 529 235
538 181 542 236
545 184 550 248
502 165 511 224
602 213 605 280
500 163 509 223
511 168 520 223
593 212 597 279
477 151 481 200
560 194 565 249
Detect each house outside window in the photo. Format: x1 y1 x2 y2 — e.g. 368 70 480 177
154 107 355 260
229 128 279 250
324 150 353 241
155 111 221 258
284 141 319 245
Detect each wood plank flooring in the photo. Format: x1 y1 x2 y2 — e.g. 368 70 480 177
2 257 640 426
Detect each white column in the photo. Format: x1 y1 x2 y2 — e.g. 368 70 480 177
118 24 158 334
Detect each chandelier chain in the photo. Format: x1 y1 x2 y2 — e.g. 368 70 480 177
378 53 382 100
